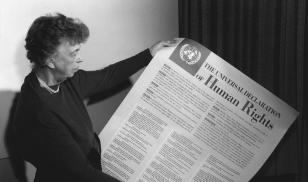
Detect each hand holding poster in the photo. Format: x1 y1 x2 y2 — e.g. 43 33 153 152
99 38 299 182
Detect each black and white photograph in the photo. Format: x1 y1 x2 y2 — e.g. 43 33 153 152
0 1 306 182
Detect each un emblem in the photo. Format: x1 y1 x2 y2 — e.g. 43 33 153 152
179 44 201 65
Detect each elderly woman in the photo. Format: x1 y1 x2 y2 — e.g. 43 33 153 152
13 13 175 182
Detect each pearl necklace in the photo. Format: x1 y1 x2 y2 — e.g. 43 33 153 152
36 74 60 94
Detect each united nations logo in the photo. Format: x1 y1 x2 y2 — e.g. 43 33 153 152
179 44 201 65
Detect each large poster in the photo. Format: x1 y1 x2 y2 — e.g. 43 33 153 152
99 38 299 182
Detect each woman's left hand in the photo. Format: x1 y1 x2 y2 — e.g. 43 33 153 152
149 38 181 57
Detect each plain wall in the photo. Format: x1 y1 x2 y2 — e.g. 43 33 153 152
0 0 178 181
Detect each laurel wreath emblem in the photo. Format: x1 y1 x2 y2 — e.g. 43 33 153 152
179 44 201 65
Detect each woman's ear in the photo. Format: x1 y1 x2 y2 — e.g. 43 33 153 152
46 57 56 69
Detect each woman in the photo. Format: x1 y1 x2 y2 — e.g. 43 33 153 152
13 13 176 182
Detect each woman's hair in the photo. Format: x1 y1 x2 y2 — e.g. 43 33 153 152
25 13 89 68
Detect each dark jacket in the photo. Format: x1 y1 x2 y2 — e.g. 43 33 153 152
13 50 152 182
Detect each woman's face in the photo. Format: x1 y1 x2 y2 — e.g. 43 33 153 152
51 40 82 81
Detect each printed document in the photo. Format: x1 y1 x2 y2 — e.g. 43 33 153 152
99 38 299 182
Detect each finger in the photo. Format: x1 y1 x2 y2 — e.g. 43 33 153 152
168 39 177 44
162 40 177 47
159 41 171 47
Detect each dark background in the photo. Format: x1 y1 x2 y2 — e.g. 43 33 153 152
179 0 307 181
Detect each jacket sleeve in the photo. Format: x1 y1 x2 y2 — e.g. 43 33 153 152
33 109 120 182
72 49 152 99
